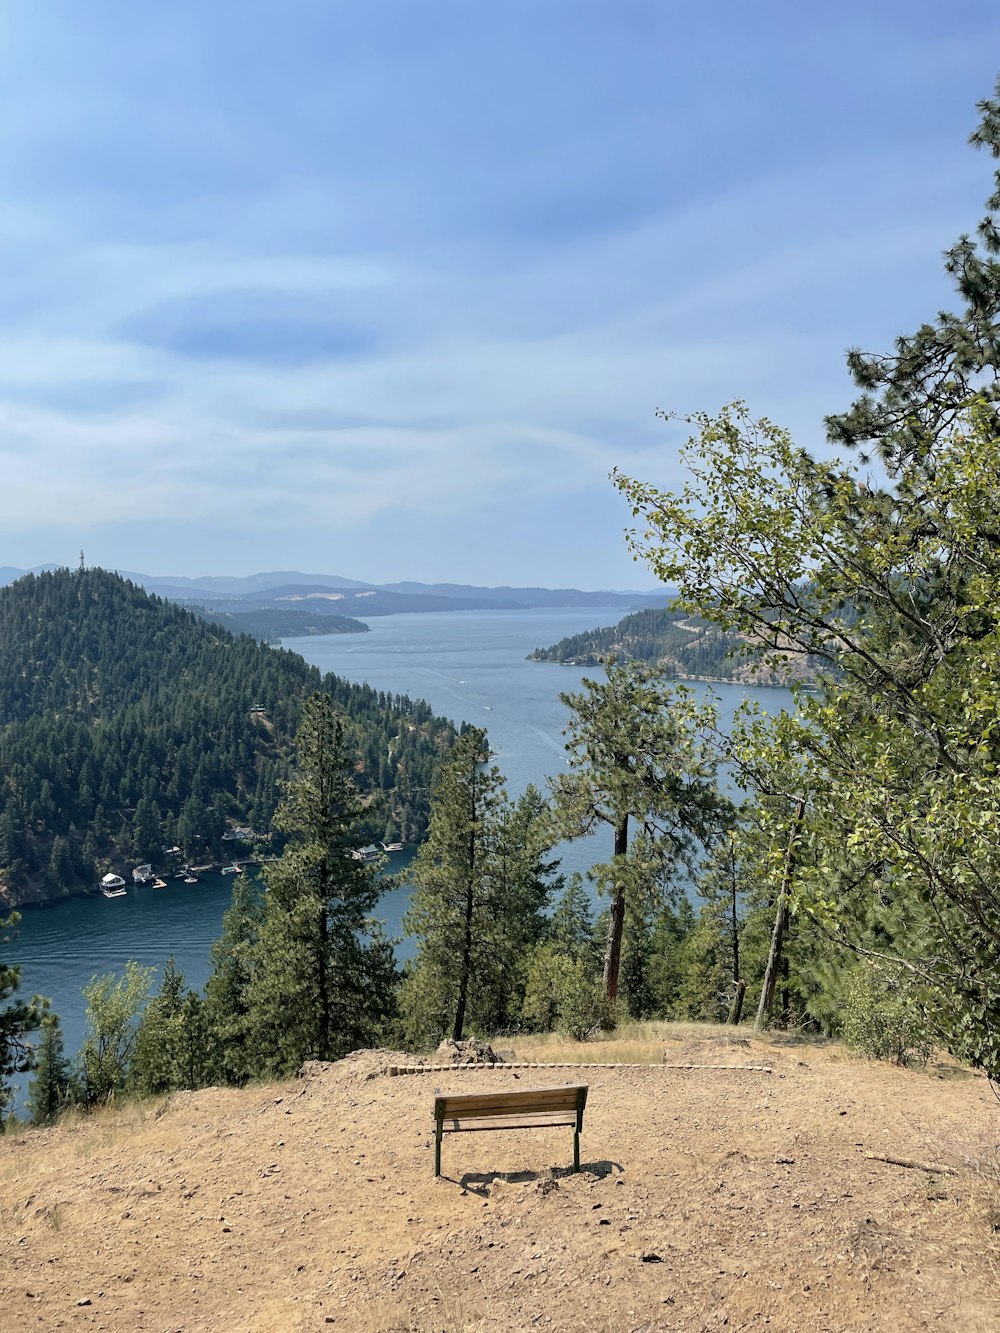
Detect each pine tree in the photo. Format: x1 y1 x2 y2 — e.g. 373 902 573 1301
47 836 73 894
550 658 730 1008
130 958 188 1095
245 693 391 1074
403 728 507 1043
826 78 1000 468
549 875 597 964
203 874 263 1085
470 783 561 1034
27 1013 76 1124
0 912 47 1127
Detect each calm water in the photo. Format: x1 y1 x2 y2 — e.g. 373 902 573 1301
9 607 792 1097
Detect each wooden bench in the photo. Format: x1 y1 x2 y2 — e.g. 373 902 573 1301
432 1084 588 1177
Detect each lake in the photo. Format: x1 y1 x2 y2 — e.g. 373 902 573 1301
8 606 792 1096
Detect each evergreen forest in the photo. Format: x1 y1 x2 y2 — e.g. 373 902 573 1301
529 607 814 686
194 607 370 642
0 568 455 904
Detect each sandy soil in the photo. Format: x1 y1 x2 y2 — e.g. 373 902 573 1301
0 1031 997 1332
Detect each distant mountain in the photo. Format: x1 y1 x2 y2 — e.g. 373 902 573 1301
255 586 526 615
376 581 671 608
121 570 373 597
172 586 526 618
0 564 60 586
1 565 675 616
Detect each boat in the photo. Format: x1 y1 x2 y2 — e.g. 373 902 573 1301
381 842 404 852
132 863 154 885
152 878 168 889
183 875 199 884
352 844 382 863
99 873 127 898
221 863 243 875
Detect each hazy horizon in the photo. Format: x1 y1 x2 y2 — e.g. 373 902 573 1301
0 561 669 596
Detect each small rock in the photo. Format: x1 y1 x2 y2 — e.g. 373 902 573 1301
76 1298 92 1306
641 1252 664 1263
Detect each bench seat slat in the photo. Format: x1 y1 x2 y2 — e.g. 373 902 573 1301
442 1112 579 1132
438 1103 579 1122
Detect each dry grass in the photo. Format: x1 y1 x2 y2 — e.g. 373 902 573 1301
944 1125 1000 1236
499 1018 779 1066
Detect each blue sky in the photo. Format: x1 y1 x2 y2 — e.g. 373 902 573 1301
1 2 999 587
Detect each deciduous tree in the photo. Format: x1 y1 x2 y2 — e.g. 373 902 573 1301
615 399 1000 1076
80 960 154 1103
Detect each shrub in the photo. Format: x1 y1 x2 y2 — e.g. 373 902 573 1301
521 944 604 1040
842 963 932 1067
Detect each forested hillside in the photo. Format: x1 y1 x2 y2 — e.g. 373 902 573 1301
194 606 370 642
529 606 809 685
0 569 455 905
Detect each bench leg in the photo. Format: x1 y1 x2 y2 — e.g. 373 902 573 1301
573 1129 580 1173
435 1128 442 1177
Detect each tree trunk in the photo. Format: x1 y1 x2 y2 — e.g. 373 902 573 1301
602 816 629 1005
453 766 479 1041
755 799 805 1031
730 847 740 984
727 978 746 1024
452 874 474 1041
317 875 332 1059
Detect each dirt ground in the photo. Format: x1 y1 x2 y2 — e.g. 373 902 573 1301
0 1029 997 1332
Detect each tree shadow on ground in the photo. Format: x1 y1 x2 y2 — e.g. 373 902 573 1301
448 1160 623 1196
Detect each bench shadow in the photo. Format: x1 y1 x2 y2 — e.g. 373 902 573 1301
448 1160 623 1196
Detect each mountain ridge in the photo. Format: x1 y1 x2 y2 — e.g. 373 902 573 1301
1 565 671 606
0 566 673 624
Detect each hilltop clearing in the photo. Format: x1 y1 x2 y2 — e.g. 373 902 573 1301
0 1026 996 1331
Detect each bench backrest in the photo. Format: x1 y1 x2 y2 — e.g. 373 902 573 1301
434 1084 588 1132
